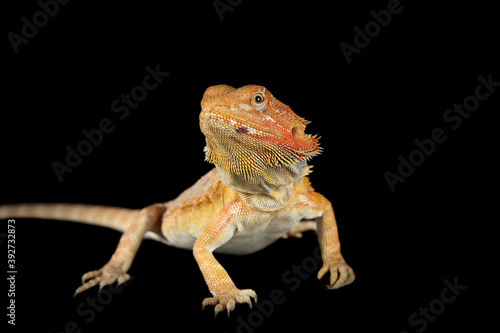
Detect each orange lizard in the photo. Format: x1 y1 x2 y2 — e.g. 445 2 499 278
0 85 355 317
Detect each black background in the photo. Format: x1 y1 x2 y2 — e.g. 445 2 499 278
2 1 498 332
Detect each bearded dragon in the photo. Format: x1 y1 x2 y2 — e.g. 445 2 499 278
0 85 355 317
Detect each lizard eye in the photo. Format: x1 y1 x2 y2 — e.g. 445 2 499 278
252 92 268 112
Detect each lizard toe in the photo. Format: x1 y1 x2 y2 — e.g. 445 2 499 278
74 263 129 297
318 257 355 290
202 288 257 318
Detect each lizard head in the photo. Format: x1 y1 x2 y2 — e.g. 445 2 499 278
199 85 321 208
200 84 320 163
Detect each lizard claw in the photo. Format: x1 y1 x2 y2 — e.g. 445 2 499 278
202 288 257 318
317 257 355 289
74 263 130 297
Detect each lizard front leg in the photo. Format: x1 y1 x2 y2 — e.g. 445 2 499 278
307 192 355 289
74 203 166 296
193 200 257 318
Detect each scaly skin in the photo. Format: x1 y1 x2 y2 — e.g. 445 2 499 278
0 84 354 318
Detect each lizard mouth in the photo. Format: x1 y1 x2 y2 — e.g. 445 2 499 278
201 111 321 158
202 112 279 137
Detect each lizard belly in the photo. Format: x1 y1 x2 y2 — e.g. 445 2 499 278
216 213 301 255
215 232 282 255
161 174 307 255
163 222 284 255
163 228 198 251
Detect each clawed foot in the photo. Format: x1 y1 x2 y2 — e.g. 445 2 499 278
318 257 355 290
74 263 130 297
202 288 257 318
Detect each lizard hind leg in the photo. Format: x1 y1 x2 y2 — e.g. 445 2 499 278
282 221 317 239
73 203 167 297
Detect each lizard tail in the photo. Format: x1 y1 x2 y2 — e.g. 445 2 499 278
0 203 141 233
